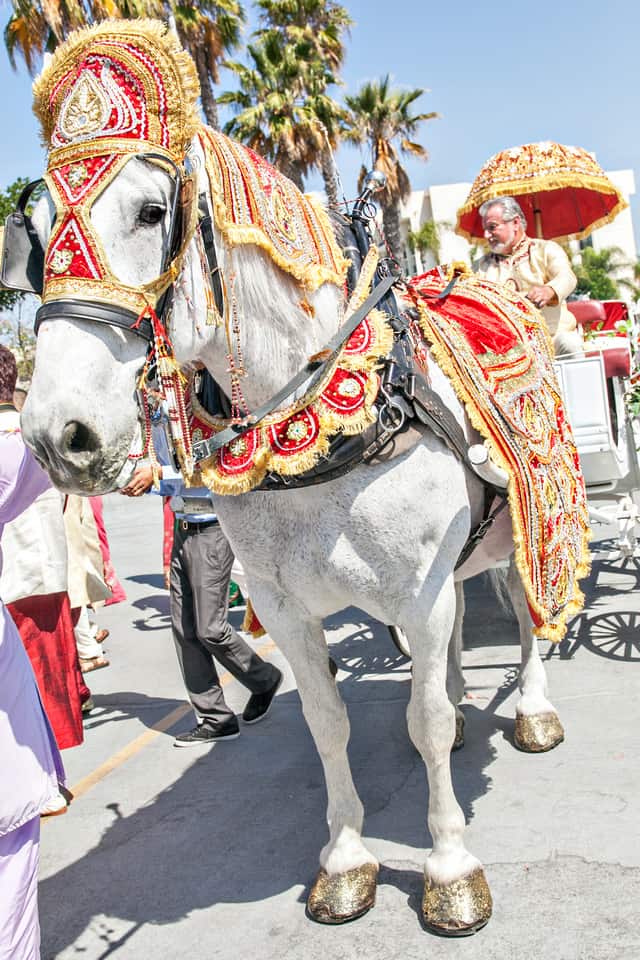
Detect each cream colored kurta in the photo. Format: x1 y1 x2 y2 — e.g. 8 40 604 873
0 407 68 604
475 237 578 339
63 495 111 609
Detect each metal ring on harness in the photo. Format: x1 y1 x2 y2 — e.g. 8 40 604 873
379 400 406 433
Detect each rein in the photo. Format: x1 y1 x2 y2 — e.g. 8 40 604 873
191 270 398 465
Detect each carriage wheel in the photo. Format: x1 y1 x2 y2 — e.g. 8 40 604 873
387 625 411 658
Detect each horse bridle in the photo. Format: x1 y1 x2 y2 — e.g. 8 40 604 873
1 153 194 344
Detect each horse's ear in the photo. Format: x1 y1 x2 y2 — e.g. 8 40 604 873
167 15 180 41
38 51 52 76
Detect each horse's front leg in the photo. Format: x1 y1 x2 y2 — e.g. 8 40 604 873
507 557 564 752
250 589 378 924
446 581 466 750
406 576 492 935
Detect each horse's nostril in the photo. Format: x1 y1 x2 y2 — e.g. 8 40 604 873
62 421 99 454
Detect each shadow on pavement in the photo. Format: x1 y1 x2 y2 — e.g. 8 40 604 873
127 573 167 590
128 592 171 633
40 611 505 957
80 691 188 733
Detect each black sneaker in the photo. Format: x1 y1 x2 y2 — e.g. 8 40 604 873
242 670 283 724
173 719 240 747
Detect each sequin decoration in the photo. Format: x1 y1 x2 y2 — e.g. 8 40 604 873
405 265 590 641
422 868 492 934
187 304 394 496
33 20 201 314
307 864 379 923
200 126 348 292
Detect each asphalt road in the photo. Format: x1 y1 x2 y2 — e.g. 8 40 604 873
38 493 640 960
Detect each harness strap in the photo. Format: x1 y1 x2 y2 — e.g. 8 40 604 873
455 495 509 570
197 193 224 318
35 298 154 340
192 270 398 464
410 380 471 466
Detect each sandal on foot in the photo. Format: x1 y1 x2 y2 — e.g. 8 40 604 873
79 656 110 673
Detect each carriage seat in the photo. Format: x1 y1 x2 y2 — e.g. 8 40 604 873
567 300 631 379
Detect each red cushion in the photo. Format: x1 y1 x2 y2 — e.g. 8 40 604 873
568 299 629 336
567 300 607 331
585 340 631 378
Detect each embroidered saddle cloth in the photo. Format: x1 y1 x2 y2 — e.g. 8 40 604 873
190 254 589 642
405 265 590 641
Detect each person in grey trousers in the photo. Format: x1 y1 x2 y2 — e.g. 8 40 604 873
122 461 282 746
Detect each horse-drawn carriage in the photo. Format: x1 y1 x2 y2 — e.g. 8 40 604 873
557 298 640 556
0 17 635 940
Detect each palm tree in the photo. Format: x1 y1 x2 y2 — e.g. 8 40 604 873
220 32 319 190
3 0 245 130
171 0 245 128
343 76 438 262
5 0 164 70
574 245 632 302
408 219 441 269
221 0 350 202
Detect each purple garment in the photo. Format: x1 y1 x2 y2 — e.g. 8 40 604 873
0 428 64 837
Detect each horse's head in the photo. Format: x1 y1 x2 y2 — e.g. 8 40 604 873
16 19 201 493
14 19 349 495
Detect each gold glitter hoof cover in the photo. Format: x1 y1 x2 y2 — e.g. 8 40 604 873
422 868 492 936
514 712 564 753
307 863 378 924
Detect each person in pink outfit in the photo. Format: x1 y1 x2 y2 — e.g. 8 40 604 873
89 496 127 605
0 345 66 959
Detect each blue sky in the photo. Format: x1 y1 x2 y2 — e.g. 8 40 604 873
0 0 639 241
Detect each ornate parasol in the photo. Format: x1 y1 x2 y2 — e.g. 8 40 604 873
456 141 628 243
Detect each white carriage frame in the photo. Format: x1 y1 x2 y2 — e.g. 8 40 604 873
555 316 640 558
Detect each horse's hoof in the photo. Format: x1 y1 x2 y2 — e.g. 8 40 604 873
422 867 492 936
514 712 564 752
452 715 465 751
307 863 378 923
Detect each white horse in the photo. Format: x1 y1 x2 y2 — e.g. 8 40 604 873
20 140 566 932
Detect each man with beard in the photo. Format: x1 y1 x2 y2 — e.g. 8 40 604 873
474 196 582 356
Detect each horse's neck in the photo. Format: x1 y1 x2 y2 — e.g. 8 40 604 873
172 147 344 410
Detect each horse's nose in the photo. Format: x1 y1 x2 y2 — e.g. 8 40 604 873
60 420 100 456
22 417 101 479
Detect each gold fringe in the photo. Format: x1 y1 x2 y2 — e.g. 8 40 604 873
33 18 201 162
242 598 266 638
200 128 348 293
414 296 590 641
456 171 628 243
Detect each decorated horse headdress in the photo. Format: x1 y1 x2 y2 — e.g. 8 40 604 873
26 18 347 327
32 19 201 321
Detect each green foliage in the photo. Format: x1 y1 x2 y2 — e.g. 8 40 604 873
407 219 447 264
220 0 350 197
574 246 626 301
341 75 437 261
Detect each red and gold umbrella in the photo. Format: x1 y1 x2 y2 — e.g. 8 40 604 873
456 141 628 243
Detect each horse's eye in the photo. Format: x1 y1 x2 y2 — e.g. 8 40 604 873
138 204 166 226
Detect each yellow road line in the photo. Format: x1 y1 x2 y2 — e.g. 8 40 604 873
69 639 278 801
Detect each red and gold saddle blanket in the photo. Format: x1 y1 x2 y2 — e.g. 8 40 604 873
189 256 589 642
405 265 590 641
200 127 348 293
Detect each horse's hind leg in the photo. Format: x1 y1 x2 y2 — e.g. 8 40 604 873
506 557 564 752
446 581 466 750
407 576 492 935
254 600 378 923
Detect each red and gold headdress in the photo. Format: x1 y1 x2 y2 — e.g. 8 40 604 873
32 19 200 312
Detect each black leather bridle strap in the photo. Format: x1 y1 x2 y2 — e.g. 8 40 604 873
192 271 398 463
35 298 154 340
198 193 224 318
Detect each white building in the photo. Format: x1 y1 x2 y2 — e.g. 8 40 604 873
400 170 637 293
